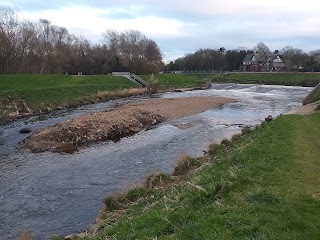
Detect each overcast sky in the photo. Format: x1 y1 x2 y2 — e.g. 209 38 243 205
2 0 320 61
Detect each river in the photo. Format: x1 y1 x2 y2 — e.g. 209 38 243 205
0 84 311 239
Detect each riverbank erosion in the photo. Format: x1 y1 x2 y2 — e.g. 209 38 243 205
22 96 234 153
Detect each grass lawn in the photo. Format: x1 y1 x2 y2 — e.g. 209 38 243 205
141 74 218 88
87 113 320 240
0 75 136 122
218 72 320 86
141 72 320 88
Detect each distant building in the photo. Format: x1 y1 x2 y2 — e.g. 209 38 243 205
241 50 286 72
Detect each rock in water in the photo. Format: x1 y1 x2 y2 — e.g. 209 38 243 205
19 128 32 134
265 115 273 122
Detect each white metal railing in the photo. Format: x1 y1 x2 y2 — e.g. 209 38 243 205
112 72 147 87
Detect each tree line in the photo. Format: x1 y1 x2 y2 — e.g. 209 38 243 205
0 7 163 75
165 43 320 72
2 6 320 75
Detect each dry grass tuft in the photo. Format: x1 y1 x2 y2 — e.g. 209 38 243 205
95 88 146 101
172 155 201 175
103 186 149 211
144 173 172 189
241 127 252 135
17 231 33 240
207 143 224 155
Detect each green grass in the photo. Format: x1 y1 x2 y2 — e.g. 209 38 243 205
141 74 218 88
309 87 320 103
0 74 136 122
220 72 320 86
86 113 320 240
141 72 320 88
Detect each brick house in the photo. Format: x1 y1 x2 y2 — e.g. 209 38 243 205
241 51 286 72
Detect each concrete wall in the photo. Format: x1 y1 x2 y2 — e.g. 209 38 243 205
303 82 320 105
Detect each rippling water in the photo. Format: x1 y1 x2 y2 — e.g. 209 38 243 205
0 84 311 239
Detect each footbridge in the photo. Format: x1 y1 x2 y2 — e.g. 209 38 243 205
112 72 147 87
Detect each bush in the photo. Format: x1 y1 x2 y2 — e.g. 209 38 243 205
147 73 160 94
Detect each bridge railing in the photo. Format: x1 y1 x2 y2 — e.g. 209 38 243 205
111 72 147 87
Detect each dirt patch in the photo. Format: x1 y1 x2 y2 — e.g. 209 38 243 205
23 96 233 153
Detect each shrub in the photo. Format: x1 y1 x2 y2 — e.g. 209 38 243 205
147 73 160 94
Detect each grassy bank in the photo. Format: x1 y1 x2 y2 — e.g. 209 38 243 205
215 72 320 86
143 72 320 87
141 74 217 88
83 112 320 240
0 75 137 123
308 87 320 103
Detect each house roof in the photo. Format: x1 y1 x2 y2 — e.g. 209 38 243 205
243 53 285 64
243 54 254 63
243 53 266 63
253 53 264 61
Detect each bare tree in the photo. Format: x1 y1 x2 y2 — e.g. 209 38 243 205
0 7 19 73
280 46 308 71
254 42 271 56
102 29 163 74
16 20 38 73
0 7 164 75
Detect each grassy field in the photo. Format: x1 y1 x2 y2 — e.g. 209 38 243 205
84 112 320 240
0 75 137 123
217 72 320 86
142 72 320 87
141 74 217 88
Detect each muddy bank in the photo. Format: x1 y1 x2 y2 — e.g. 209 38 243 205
23 96 233 153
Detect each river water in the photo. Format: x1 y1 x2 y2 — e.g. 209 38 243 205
0 84 311 239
